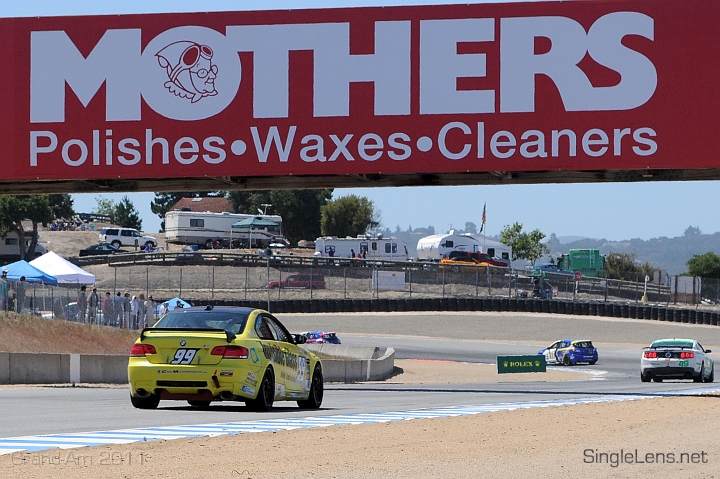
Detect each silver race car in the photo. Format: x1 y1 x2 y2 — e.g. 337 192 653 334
641 338 714 383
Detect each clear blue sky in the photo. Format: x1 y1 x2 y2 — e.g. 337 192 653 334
4 1 719 241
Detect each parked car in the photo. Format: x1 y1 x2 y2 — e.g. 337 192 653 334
79 243 129 257
128 306 324 410
99 227 156 248
539 339 598 366
440 251 510 271
301 331 341 344
267 274 326 289
641 338 714 383
532 264 575 276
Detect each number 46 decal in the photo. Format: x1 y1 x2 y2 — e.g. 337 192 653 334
171 348 198 365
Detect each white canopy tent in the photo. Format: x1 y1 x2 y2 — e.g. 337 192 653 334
29 251 95 284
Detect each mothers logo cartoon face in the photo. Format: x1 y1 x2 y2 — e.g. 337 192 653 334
156 41 219 103
141 26 241 121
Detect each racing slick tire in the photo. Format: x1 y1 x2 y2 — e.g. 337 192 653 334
562 355 572 366
187 400 211 407
589 360 597 365
707 366 715 383
694 368 704 383
248 368 275 412
652 377 663 382
298 365 324 409
640 371 651 382
130 393 160 409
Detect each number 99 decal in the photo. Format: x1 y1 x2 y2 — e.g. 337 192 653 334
171 348 198 365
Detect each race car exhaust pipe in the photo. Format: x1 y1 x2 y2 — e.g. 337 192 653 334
135 388 151 398
219 391 235 401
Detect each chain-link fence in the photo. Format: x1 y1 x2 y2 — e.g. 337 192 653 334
10 262 720 328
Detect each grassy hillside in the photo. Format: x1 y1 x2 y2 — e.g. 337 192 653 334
0 312 138 354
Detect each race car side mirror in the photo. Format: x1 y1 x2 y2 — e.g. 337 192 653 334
706 349 712 353
293 334 307 344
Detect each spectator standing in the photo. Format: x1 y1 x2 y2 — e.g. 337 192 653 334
16 276 26 314
124 293 132 328
0 268 8 311
112 292 125 327
77 285 87 323
101 292 111 325
158 301 169 318
87 288 99 325
144 295 156 327
130 295 141 329
350 249 355 259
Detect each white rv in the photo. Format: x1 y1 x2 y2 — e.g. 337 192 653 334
165 210 283 249
416 231 512 262
315 235 408 260
0 232 48 261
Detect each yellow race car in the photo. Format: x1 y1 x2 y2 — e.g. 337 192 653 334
128 305 323 411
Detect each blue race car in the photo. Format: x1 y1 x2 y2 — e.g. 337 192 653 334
539 339 598 366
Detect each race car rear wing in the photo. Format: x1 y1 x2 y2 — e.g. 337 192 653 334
140 327 236 343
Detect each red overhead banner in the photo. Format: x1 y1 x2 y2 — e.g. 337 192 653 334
1 0 718 183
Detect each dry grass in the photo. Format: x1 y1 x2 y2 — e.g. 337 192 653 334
0 312 139 354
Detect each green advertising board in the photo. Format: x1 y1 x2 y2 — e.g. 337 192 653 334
497 355 547 374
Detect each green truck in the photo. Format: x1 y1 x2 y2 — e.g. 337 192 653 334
557 249 605 278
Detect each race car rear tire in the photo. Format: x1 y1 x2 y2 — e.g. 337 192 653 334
640 371 651 382
562 355 571 366
187 400 211 407
707 366 715 383
694 369 704 383
589 360 597 365
652 377 663 383
130 393 160 409
248 369 274 412
297 365 324 409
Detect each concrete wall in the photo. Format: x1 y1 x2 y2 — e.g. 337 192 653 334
0 349 394 385
304 345 396 383
0 353 128 385
79 355 129 383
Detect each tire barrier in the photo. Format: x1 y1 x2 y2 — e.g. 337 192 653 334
541 300 551 314
556 301 566 315
688 309 696 324
581 302 590 316
588 302 597 316
524 299 534 313
500 298 509 312
549 300 559 314
396 298 407 312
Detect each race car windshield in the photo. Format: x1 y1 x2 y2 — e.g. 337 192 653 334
154 310 250 334
573 341 593 348
651 340 694 349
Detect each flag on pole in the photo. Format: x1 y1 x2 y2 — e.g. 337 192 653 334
480 202 486 233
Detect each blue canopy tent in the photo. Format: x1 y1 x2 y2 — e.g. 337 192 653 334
1 260 58 285
156 297 191 314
